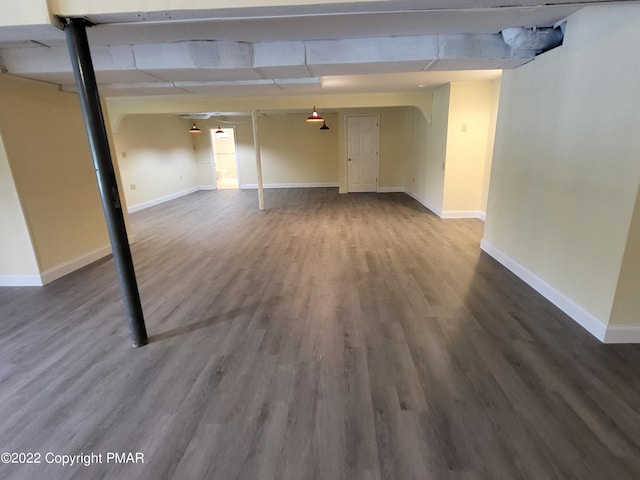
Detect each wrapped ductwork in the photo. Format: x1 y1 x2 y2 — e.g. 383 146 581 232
501 26 564 54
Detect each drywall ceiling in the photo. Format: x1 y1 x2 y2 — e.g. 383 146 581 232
0 1 634 97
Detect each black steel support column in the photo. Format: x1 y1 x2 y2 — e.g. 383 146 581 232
64 18 148 348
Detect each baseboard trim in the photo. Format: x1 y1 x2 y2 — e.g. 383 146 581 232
405 190 442 217
199 185 216 190
480 238 611 343
603 325 640 343
0 274 43 287
239 182 339 189
442 210 486 221
40 245 112 285
127 187 200 213
378 186 406 193
403 191 486 221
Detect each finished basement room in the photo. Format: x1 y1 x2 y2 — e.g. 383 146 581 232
1 1 639 479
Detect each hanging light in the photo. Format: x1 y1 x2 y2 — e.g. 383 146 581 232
320 119 330 130
306 106 324 123
189 123 201 133
214 126 228 138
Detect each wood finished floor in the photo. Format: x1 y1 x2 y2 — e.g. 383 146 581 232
1 188 640 480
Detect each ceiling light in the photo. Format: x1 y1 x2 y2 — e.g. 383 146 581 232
320 120 330 130
306 106 324 123
214 126 228 138
189 123 201 133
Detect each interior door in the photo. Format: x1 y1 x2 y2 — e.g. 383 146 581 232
347 115 379 192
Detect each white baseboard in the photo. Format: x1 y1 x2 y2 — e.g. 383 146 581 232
442 210 486 221
0 274 43 287
405 190 442 217
239 182 339 189
199 185 216 190
2 246 113 287
603 325 640 343
403 191 486 221
377 186 406 193
40 245 112 285
127 187 200 213
480 238 614 343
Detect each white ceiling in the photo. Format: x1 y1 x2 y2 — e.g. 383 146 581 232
0 1 635 98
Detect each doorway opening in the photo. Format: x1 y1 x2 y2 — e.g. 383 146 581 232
211 128 239 189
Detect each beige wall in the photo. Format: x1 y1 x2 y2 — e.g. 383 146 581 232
609 185 640 327
407 85 449 214
484 5 640 327
253 113 339 186
443 81 497 215
482 79 501 213
190 122 216 187
114 114 200 209
0 0 51 26
0 131 40 277
422 85 449 214
167 112 339 190
405 81 498 217
0 74 109 274
378 108 412 189
234 118 257 186
106 92 431 132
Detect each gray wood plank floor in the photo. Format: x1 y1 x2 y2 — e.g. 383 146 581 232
2 188 640 480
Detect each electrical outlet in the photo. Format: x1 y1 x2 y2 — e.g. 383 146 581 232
121 152 127 158
461 123 468 133
130 184 136 190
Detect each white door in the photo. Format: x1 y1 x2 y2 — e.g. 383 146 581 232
347 115 379 192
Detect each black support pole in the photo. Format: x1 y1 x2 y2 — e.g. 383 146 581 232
64 18 148 348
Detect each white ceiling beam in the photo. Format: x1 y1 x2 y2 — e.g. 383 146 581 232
0 34 532 94
253 41 312 78
133 41 254 70
306 36 439 66
3 34 525 80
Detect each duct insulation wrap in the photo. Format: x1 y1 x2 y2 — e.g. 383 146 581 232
501 27 564 54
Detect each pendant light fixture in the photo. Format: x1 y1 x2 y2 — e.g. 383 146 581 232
320 120 330 130
189 123 201 133
306 106 324 123
214 126 228 138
